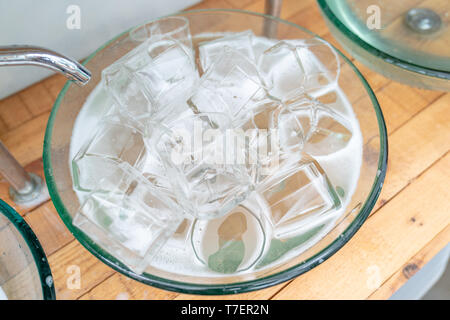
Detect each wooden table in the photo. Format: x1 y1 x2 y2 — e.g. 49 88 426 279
0 0 448 300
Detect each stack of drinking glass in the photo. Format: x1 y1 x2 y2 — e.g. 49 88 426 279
71 18 353 275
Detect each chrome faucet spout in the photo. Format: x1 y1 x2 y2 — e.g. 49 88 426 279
0 45 91 85
0 45 90 204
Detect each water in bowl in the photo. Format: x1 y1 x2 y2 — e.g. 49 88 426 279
69 30 362 277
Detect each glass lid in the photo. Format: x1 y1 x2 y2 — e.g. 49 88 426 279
318 0 450 90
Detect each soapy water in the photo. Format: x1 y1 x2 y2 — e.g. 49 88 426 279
69 32 362 277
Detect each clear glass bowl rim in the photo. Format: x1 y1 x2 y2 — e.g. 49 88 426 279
0 199 56 300
43 8 388 295
317 0 450 80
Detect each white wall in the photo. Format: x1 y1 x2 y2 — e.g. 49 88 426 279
0 0 201 99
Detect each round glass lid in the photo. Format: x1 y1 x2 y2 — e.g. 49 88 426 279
318 0 450 90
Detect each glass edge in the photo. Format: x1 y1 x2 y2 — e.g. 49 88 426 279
0 199 56 300
316 0 450 80
43 8 388 295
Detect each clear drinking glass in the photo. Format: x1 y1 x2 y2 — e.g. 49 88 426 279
43 9 387 295
0 200 55 300
129 16 192 47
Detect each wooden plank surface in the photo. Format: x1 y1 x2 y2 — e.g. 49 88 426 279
0 0 448 300
368 224 450 300
273 152 450 299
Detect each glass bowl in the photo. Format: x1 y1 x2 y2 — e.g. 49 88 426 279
0 199 55 300
43 9 387 295
317 0 450 91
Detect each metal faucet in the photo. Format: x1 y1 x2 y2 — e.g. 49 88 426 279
0 45 91 204
264 0 283 38
0 45 90 85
